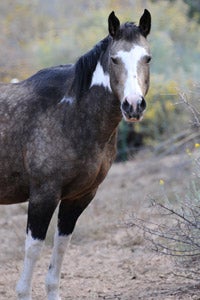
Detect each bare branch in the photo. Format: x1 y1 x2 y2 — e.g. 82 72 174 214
179 92 200 128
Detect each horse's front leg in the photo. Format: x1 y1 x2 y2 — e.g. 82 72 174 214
16 181 60 300
46 191 96 300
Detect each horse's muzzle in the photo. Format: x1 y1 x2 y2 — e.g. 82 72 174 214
121 97 146 122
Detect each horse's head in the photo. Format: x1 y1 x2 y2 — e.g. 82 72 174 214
108 10 151 122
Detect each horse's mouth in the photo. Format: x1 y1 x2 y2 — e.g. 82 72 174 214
122 112 144 123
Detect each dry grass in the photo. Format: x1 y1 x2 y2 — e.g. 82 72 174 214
0 150 198 299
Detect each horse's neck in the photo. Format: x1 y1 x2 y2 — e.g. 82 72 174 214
74 86 121 144
66 52 122 144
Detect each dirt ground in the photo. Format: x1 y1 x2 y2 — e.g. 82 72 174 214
0 151 200 300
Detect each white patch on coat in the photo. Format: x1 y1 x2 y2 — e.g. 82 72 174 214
46 230 72 300
11 78 19 83
59 96 74 104
16 230 44 300
90 62 111 91
117 45 148 106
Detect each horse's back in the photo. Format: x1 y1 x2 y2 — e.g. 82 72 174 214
0 63 74 133
0 63 73 109
25 64 73 102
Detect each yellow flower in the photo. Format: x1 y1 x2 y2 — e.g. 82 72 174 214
159 179 165 185
195 143 200 149
186 148 192 156
165 100 174 112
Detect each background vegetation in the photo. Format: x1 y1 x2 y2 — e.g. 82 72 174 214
0 0 199 159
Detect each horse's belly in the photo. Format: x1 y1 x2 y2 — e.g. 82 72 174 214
0 184 29 204
0 172 29 204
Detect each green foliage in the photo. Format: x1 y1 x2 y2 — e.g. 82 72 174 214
184 0 200 23
117 122 143 161
153 0 200 23
149 0 200 82
135 79 181 145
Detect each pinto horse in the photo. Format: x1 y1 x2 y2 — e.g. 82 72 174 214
0 10 151 300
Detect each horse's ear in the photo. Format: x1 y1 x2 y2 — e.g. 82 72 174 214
108 11 120 37
139 9 151 37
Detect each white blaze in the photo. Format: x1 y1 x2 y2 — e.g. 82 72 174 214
117 45 148 105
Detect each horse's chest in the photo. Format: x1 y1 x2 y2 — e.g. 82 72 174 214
61 147 115 200
85 156 112 186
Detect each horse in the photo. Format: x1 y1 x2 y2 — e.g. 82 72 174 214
0 9 151 300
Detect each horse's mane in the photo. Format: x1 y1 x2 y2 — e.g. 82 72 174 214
72 36 111 100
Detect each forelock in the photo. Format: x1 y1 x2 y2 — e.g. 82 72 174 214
114 22 141 42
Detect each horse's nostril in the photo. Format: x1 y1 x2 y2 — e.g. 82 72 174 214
122 99 130 112
140 97 146 111
122 99 134 117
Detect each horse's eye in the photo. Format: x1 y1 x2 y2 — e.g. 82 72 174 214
144 55 152 64
111 57 119 65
